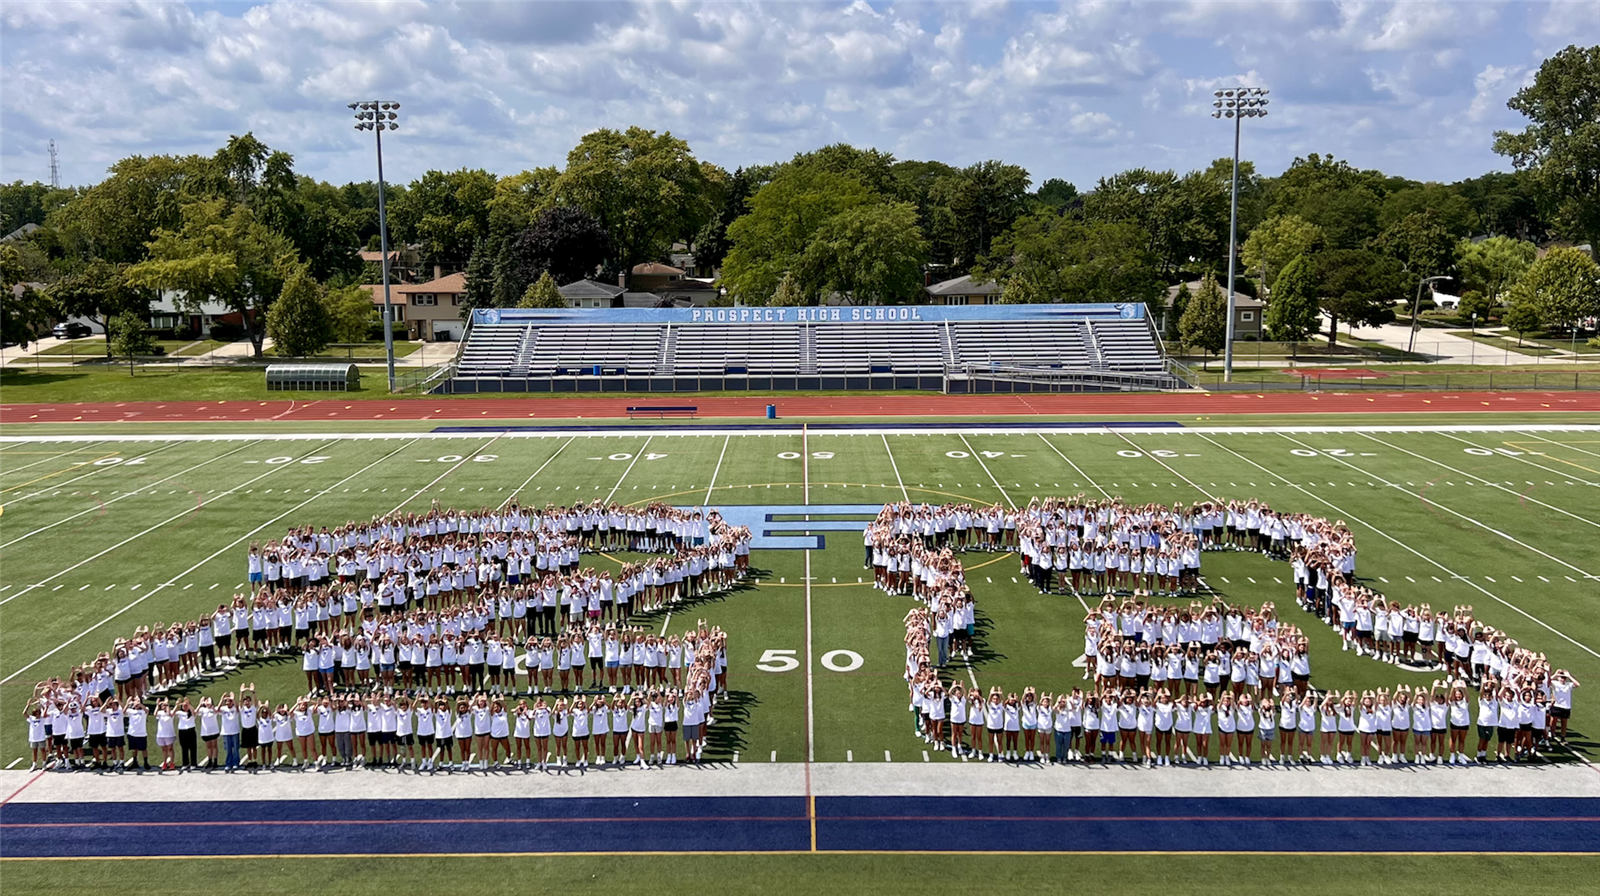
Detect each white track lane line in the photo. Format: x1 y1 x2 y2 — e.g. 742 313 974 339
1433 431 1600 488
1193 431 1599 660
1 438 422 685
4 442 185 503
1 440 264 549
882 434 909 503
1274 432 1596 579
0 438 343 607
705 435 730 506
1366 432 1600 530
500 437 574 509
384 436 505 516
603 435 652 506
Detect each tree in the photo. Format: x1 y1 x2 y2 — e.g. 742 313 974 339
1241 215 1325 290
1264 254 1321 348
1493 45 1600 250
460 238 495 315
1378 183 1478 237
0 180 76 235
266 262 333 357
555 127 713 276
0 244 51 349
490 238 521 309
694 166 769 273
1034 178 1079 211
1081 168 1229 277
1507 246 1600 332
1165 282 1190 340
977 213 1163 308
927 160 1031 273
796 202 928 305
770 271 805 306
125 198 295 357
1315 248 1408 343
325 284 378 343
1267 154 1384 249
1000 274 1046 305
107 310 157 375
518 271 566 309
1503 302 1544 345
1456 236 1537 302
509 206 611 287
47 260 147 357
720 168 877 303
1370 212 1455 278
1180 275 1227 365
387 168 497 270
1458 290 1497 329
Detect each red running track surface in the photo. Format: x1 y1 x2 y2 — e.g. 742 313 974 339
3 391 1599 424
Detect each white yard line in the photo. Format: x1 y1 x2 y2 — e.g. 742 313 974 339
1192 431 1599 659
499 437 574 509
602 435 652 505
805 546 816 764
1432 431 1600 488
1102 429 1221 503
0 438 343 607
1513 431 1600 461
1275 432 1595 579
0 440 264 549
0 442 105 476
1035 433 1110 501
882 434 909 503
4 442 184 503
386 435 506 516
1 438 423 685
705 435 730 507
958 433 1014 508
1365 433 1600 529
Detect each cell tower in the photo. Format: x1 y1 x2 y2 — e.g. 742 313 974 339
48 140 60 189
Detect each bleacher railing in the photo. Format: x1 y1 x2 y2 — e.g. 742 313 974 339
951 362 1187 392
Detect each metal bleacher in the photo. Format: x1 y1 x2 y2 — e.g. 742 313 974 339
444 304 1180 394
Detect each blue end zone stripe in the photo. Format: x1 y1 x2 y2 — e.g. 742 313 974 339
430 422 1184 433
815 797 1600 853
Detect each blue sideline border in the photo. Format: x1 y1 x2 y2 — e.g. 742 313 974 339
431 422 1186 433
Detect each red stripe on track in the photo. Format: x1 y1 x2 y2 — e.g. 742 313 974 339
3 391 1599 425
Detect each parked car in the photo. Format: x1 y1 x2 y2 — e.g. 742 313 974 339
52 322 93 339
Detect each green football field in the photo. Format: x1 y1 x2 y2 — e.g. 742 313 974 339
2 423 1597 767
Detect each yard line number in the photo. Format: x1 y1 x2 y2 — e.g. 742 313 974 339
757 648 863 672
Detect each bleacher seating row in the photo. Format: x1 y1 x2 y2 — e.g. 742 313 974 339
451 313 1170 388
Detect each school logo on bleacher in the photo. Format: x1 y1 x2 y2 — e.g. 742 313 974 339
479 309 501 325
1116 303 1138 319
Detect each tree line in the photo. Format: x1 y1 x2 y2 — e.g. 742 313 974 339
3 45 1597 360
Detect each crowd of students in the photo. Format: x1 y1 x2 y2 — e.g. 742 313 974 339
22 501 745 772
890 496 1581 767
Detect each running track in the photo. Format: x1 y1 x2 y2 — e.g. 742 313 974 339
2 796 1596 856
3 391 1599 425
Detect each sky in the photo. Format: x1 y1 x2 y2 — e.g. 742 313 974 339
1 1 1595 192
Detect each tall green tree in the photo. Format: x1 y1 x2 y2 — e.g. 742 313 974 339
1506 246 1600 332
1241 214 1325 290
460 238 495 315
1001 273 1046 305
977 213 1163 308
1165 282 1190 340
49 153 222 265
325 284 378 343
0 181 77 235
0 244 51 349
1081 168 1228 276
1314 248 1408 343
1264 254 1321 347
796 202 928 305
266 262 333 357
125 198 296 357
1180 274 1227 365
1493 44 1600 250
518 271 566 309
555 127 713 276
720 168 876 303
490 238 521 309
107 309 157 375
1371 211 1455 277
770 271 806 306
927 160 1031 273
1502 301 1544 345
1455 235 1537 302
693 166 768 273
1033 178 1079 212
388 168 497 270
47 260 147 357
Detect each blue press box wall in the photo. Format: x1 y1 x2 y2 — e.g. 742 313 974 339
471 303 1148 327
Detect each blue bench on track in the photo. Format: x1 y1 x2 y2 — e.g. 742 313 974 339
627 405 698 419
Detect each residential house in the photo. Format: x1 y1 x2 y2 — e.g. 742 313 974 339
359 244 424 283
626 262 687 292
149 289 244 336
364 269 467 341
925 275 1001 305
1163 281 1262 339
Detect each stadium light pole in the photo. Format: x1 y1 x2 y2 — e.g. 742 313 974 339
1408 275 1452 354
351 100 401 392
1213 87 1268 383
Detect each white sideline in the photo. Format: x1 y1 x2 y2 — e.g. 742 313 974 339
0 439 423 686
0 442 105 476
1192 431 1600 660
3 423 1599 444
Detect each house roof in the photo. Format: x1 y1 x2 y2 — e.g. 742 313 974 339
925 275 1001 297
559 279 627 299
631 262 684 276
394 273 466 295
1165 280 1260 308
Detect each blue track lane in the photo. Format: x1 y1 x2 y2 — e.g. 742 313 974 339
2 796 1595 857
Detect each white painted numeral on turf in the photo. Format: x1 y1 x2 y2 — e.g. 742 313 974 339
812 451 833 459
1291 448 1354 457
1463 448 1495 456
299 456 330 465
1151 449 1179 458
645 453 669 461
472 454 498 463
946 450 969 458
820 649 863 672
981 451 1004 458
437 454 464 463
756 649 800 672
1117 450 1143 458
608 453 633 461
265 456 293 465
93 458 122 466
778 452 801 459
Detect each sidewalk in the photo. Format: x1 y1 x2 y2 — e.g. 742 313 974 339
0 338 453 369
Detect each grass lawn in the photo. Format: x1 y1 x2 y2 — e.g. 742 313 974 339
2 855 1592 896
1485 329 1600 356
2 426 1597 768
1446 331 1563 358
266 341 425 360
